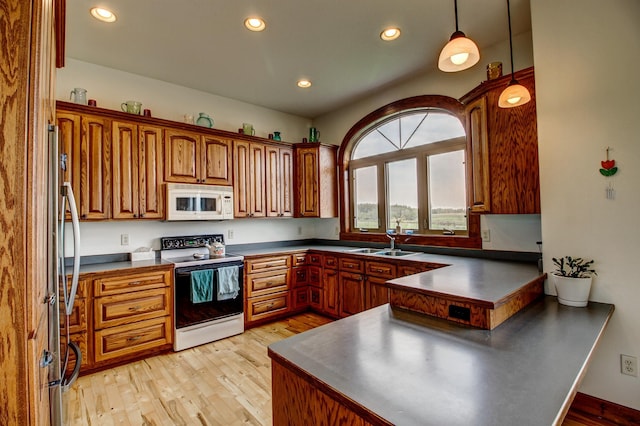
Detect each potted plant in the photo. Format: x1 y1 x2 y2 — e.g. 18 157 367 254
551 256 597 307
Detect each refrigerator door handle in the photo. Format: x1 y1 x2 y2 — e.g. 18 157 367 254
61 341 82 391
62 182 81 316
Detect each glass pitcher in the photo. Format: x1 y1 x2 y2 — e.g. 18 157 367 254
70 88 87 105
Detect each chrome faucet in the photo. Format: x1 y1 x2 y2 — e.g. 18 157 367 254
386 234 396 251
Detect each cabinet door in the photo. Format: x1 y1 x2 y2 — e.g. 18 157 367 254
56 112 82 219
265 145 282 217
366 276 390 310
466 96 490 213
80 114 111 220
322 268 340 317
112 120 139 219
233 141 266 217
202 135 232 185
249 142 266 217
339 271 365 317
164 129 200 183
295 146 319 217
138 125 164 219
279 147 294 217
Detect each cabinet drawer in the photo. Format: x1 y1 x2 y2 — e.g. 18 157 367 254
61 278 89 298
94 316 172 363
293 287 309 310
61 297 88 334
323 255 338 270
366 261 397 279
307 253 323 266
245 255 291 273
246 269 290 297
308 266 321 287
292 267 308 287
94 288 171 330
94 270 171 296
292 253 308 267
398 263 433 277
339 257 364 273
246 291 290 322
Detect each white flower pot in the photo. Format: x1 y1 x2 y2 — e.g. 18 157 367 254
551 273 593 307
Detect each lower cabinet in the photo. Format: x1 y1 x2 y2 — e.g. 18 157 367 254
339 271 365 317
61 266 173 374
244 254 292 327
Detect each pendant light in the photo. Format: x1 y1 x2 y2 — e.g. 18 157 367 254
498 0 531 108
438 0 480 72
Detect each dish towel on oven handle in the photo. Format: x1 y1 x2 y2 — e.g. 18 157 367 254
190 269 214 303
217 265 240 301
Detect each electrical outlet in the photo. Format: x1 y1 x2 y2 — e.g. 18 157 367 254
297 226 302 235
335 226 340 236
481 229 491 242
621 354 638 377
228 229 234 239
120 234 129 246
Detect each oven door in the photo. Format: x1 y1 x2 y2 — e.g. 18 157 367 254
174 261 244 329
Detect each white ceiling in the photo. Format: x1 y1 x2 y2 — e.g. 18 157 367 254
65 0 531 118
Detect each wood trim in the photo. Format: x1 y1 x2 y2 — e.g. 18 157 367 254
566 392 640 425
54 0 65 67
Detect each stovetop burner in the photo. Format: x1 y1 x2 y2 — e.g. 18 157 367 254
160 234 243 267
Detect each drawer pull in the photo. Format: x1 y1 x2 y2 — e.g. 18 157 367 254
128 305 142 311
127 336 142 342
128 281 142 286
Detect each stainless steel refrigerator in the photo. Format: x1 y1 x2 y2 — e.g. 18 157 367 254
47 124 82 425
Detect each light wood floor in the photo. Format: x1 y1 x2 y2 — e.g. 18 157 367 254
65 312 600 426
64 313 332 425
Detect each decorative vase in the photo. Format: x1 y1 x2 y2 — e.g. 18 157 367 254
196 112 213 128
273 131 281 141
551 273 592 307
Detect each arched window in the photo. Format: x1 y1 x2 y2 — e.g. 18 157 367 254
340 96 472 239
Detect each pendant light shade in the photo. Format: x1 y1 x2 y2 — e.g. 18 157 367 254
438 0 480 72
498 0 531 108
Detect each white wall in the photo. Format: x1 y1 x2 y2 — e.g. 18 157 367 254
531 0 640 410
57 58 312 141
70 218 339 256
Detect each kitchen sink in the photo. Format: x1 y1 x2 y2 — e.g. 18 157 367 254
347 248 381 254
374 250 417 257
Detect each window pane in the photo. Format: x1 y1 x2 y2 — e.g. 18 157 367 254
352 131 396 159
405 112 466 149
428 150 467 231
387 159 418 230
354 166 378 229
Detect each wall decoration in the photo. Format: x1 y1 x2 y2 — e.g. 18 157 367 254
599 147 618 177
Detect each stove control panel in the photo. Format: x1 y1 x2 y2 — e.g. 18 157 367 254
160 234 224 250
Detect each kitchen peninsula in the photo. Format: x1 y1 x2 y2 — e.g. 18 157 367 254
268 298 613 425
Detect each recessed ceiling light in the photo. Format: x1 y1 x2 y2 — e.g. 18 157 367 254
244 17 266 32
380 27 401 41
297 80 312 88
90 7 117 23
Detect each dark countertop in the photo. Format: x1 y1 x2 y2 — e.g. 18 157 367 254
67 258 172 276
268 297 614 426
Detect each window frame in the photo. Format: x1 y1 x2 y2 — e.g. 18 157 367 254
337 95 482 249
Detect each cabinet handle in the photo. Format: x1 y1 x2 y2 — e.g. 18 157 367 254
128 281 142 286
129 305 142 311
133 214 138 218
127 336 142 342
140 213 145 218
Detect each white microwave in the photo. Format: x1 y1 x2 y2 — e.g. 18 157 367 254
166 183 234 221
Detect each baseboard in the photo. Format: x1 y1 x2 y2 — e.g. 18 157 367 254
568 392 640 425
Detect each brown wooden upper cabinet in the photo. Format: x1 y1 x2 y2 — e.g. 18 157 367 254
461 67 540 214
112 121 164 219
294 144 338 218
233 140 266 218
265 145 294 218
56 112 113 220
164 130 233 186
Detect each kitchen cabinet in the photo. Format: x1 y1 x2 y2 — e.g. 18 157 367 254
294 144 338 218
322 268 340 317
164 130 232 185
461 67 540 214
60 279 91 375
234 140 266 218
291 253 309 311
112 121 164 219
265 145 294 217
92 268 173 365
244 254 292 326
339 271 365 317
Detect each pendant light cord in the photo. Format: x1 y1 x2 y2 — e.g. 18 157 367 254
454 0 459 32
507 0 516 82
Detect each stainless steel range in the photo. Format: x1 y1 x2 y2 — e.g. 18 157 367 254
161 234 244 351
